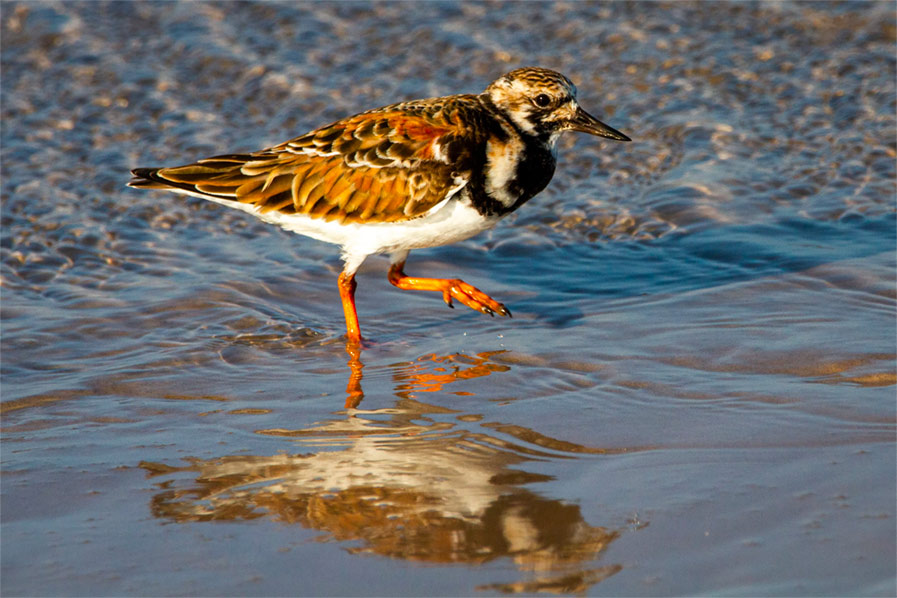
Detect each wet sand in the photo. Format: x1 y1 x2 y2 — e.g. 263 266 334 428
2 1 895 595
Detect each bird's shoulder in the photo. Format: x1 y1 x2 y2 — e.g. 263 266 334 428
277 93 495 167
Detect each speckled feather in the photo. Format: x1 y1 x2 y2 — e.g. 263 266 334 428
131 96 498 224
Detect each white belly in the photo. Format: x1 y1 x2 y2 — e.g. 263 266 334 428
200 193 499 273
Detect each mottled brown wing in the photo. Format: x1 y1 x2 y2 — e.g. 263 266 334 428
132 102 476 223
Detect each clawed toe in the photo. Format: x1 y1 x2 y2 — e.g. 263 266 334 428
448 282 510 319
389 263 512 321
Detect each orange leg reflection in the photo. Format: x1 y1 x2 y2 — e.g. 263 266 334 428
392 351 510 397
344 340 364 409
342 342 511 408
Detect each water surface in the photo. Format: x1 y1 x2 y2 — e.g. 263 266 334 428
2 1 895 595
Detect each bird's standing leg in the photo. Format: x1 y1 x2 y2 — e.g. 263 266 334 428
337 271 362 343
387 259 511 318
344 340 364 408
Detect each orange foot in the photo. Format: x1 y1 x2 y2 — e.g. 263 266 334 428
387 261 511 318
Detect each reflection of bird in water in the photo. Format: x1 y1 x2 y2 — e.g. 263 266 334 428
345 348 511 408
129 67 629 343
140 353 625 592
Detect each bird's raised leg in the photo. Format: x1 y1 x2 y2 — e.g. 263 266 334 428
387 260 511 318
337 271 362 343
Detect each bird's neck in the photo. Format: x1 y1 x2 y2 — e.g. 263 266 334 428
464 97 558 218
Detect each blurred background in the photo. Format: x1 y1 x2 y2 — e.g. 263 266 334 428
2 1 894 595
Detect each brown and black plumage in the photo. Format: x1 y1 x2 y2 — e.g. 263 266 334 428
129 67 630 342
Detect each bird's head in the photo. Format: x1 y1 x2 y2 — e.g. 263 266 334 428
484 67 630 144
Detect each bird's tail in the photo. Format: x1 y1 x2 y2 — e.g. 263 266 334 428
127 154 258 198
127 167 171 190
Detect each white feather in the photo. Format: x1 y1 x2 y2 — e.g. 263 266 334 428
163 186 497 276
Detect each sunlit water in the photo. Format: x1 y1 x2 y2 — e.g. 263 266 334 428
2 2 895 596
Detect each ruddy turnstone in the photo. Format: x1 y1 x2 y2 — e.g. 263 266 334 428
129 67 629 343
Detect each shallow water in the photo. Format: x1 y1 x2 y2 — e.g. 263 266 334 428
2 1 895 596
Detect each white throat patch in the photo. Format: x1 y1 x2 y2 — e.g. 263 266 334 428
484 130 527 208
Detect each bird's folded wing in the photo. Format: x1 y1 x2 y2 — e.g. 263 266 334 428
131 107 475 224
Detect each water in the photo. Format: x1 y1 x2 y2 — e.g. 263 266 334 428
2 1 895 595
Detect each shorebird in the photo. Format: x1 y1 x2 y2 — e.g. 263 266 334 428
128 67 630 343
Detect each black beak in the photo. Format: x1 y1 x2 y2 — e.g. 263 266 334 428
569 106 631 141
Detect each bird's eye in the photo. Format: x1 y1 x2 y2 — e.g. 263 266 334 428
534 93 552 108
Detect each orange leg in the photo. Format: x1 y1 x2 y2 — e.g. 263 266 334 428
387 261 511 318
337 271 362 343
344 340 364 408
